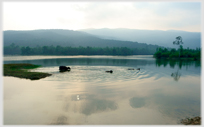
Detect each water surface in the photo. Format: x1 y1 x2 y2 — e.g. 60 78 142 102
3 55 201 125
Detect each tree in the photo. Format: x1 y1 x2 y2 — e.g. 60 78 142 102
173 36 183 58
4 43 21 55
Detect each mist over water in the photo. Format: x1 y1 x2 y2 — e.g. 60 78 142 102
3 55 201 125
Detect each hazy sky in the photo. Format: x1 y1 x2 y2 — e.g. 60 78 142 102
3 1 202 32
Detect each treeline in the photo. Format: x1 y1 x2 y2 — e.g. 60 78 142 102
4 43 156 56
153 46 201 60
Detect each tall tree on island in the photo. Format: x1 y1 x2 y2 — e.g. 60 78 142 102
173 36 183 58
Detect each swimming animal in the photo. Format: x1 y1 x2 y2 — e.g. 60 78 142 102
105 70 113 73
59 66 71 72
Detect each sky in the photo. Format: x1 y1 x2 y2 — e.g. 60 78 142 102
2 1 202 32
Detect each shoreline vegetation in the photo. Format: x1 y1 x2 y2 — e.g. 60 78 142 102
153 47 201 60
181 116 201 125
154 36 201 60
4 44 157 56
4 63 52 80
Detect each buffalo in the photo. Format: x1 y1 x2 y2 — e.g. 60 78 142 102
59 66 71 72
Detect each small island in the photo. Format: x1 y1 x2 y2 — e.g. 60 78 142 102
4 63 52 80
153 36 201 60
153 46 201 60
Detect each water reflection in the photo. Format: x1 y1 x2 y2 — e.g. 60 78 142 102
60 92 118 116
71 94 95 101
4 56 200 82
70 94 118 115
31 66 144 83
171 69 181 81
4 57 155 68
3 56 201 125
155 59 201 69
155 59 201 81
51 115 68 125
152 92 200 119
129 97 146 108
81 99 118 116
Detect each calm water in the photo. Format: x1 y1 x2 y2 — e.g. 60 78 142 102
3 55 201 125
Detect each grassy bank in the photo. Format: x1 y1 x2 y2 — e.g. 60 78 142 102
4 63 52 80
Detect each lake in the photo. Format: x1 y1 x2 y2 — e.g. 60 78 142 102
3 55 201 125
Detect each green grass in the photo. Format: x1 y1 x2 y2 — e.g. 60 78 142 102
4 63 52 80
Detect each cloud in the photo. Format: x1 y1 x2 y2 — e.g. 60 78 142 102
73 2 201 31
3 1 201 32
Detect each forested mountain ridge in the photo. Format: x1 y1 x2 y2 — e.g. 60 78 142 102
3 29 165 55
4 29 158 49
80 28 201 49
4 29 100 47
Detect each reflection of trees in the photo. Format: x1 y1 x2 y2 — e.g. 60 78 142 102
155 59 169 67
81 99 118 116
171 69 181 81
156 59 201 81
155 59 182 81
169 60 177 68
155 59 201 69
5 58 155 67
129 97 146 108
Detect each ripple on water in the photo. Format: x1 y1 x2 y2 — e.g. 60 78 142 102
32 66 162 83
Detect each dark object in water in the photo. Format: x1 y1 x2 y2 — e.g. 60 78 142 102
106 70 113 73
128 68 135 70
128 68 140 70
59 66 71 72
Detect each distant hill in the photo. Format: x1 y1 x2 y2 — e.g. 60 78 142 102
3 29 160 50
80 28 201 49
